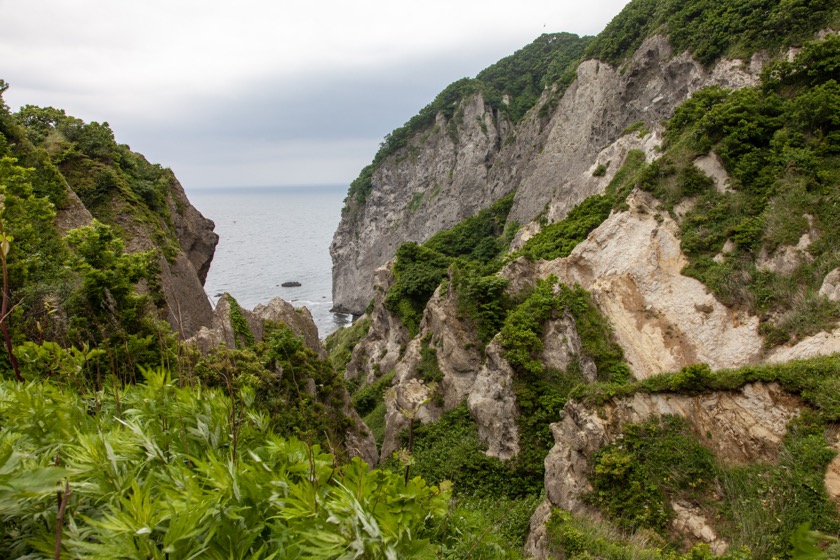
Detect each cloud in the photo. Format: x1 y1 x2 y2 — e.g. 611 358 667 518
1 0 632 188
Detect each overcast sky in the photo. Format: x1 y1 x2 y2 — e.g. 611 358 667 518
1 0 631 190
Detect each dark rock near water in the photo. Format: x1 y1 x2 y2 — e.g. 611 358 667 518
281 281 302 287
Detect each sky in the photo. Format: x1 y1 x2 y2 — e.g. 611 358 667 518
1 0 631 190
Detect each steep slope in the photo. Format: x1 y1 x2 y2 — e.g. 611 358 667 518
327 0 840 554
331 33 592 314
0 96 217 341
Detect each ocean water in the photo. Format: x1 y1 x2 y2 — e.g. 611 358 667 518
187 185 352 338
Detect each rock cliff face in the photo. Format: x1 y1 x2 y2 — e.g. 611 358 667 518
53 171 217 339
331 35 762 315
104 177 217 338
525 382 802 558
186 294 324 357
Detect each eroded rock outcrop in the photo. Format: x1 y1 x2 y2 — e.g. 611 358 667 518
344 265 409 384
187 294 325 357
331 35 762 315
525 382 802 558
537 189 765 378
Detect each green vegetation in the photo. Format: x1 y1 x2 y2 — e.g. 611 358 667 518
0 89 186 378
385 193 515 337
417 334 444 384
546 509 753 559
584 0 839 67
0 370 450 559
588 415 717 533
346 34 592 205
351 370 395 447
622 120 652 138
225 294 255 348
555 354 840 558
325 315 371 374
191 322 353 448
498 278 631 487
639 36 840 345
519 149 648 261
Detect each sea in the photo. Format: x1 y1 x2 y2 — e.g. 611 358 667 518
187 185 353 338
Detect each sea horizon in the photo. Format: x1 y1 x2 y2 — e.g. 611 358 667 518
187 184 352 338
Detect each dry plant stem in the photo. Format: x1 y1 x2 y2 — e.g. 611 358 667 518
0 241 22 382
461 509 512 560
54 481 71 560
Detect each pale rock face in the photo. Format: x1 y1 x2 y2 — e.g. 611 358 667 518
377 280 520 462
344 265 409 384
768 326 840 363
819 268 840 302
380 377 435 461
331 35 762 315
825 434 840 509
541 312 597 382
756 231 815 275
543 129 662 225
671 501 728 555
523 501 553 559
525 383 801 557
693 152 730 193
331 94 515 314
467 339 520 460
186 294 325 357
538 189 764 378
54 188 94 234
419 284 484 409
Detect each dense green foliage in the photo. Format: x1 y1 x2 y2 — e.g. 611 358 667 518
497 278 631 487
385 194 515 337
586 411 840 558
225 294 256 348
476 33 594 123
346 34 591 205
0 89 187 377
585 0 839 66
519 149 648 261
191 322 353 449
641 36 840 345
0 370 450 559
0 154 168 378
588 415 717 533
558 354 840 557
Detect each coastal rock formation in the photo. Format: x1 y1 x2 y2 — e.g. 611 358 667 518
344 265 410 384
187 293 325 357
331 35 762 315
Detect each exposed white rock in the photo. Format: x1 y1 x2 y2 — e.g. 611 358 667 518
380 377 436 461
768 327 840 363
345 265 409 384
693 152 730 193
757 231 815 275
825 434 840 509
538 189 764 378
186 294 324 357
541 311 597 382
820 268 840 302
467 339 520 460
671 501 728 555
419 283 485 409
